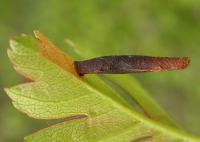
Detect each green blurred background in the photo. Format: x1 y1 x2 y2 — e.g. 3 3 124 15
0 0 200 141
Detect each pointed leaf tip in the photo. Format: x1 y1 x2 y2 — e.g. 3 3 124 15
33 30 80 78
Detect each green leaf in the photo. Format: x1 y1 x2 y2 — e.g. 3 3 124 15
64 38 180 128
5 32 200 142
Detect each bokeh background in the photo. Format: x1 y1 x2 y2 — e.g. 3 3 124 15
0 0 200 141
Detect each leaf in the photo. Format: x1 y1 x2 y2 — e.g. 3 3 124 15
64 38 180 128
5 32 200 142
102 74 180 128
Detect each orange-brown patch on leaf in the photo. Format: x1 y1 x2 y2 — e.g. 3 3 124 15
33 30 81 78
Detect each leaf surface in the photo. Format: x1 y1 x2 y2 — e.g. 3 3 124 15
5 32 200 142
64 38 180 128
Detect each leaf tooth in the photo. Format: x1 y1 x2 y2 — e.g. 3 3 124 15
7 48 14 59
9 37 22 50
9 35 39 53
9 39 15 50
33 30 80 78
4 87 20 101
